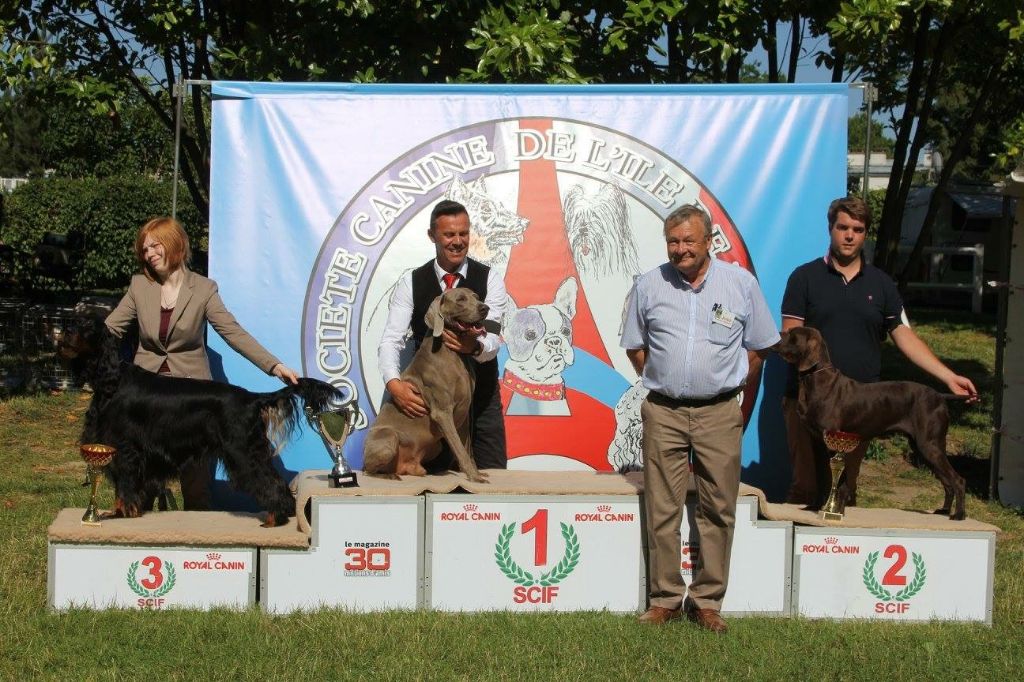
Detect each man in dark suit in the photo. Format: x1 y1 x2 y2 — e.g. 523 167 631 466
377 200 507 470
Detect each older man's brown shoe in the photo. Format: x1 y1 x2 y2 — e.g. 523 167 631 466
688 607 728 634
637 606 682 624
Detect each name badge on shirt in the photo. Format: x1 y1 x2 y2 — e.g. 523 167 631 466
712 303 735 328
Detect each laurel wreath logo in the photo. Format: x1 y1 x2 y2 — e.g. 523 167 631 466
862 551 926 602
494 522 581 587
126 560 177 598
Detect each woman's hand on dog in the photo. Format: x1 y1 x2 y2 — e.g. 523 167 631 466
387 379 429 419
272 363 300 385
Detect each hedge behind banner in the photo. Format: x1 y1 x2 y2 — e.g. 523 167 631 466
2 176 204 290
208 82 848 498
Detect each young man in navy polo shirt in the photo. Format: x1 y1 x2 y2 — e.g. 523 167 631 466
780 196 977 506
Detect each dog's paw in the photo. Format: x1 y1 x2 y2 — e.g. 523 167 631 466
114 498 140 518
469 471 490 483
366 471 401 481
261 511 290 528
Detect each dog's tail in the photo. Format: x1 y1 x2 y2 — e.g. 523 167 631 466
258 379 345 453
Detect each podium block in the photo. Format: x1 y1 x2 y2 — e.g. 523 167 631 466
792 527 995 623
679 496 792 615
425 494 644 612
260 497 424 613
49 544 256 611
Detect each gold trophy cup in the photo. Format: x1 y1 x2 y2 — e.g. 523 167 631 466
80 444 116 525
821 430 861 521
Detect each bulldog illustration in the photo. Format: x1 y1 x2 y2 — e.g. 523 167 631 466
501 277 578 416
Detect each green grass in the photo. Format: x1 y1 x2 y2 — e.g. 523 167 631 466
2 310 1023 680
875 308 997 462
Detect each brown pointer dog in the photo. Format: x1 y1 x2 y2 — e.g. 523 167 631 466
363 287 490 482
776 327 966 520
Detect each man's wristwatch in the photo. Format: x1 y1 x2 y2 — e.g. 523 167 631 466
471 342 483 357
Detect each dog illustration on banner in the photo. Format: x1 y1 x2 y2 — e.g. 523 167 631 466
563 180 644 380
563 182 639 279
501 277 578 416
607 380 648 471
445 176 530 279
560 182 647 470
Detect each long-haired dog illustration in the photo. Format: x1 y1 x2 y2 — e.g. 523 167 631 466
60 317 342 527
563 183 639 279
607 380 648 471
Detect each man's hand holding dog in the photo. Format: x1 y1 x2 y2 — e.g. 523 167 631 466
442 328 484 357
386 379 429 419
946 374 980 404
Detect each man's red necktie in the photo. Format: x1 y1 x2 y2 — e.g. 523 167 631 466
442 273 459 290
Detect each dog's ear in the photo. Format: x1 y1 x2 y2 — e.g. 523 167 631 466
503 307 544 362
807 328 832 365
445 176 469 203
553 277 578 320
426 295 445 338
795 328 824 372
501 294 519 334
469 175 489 193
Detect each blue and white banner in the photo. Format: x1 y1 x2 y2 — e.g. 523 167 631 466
209 82 847 494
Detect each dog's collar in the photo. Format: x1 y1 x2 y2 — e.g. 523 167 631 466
799 363 833 377
502 369 565 401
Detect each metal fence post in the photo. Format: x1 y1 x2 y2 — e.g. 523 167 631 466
972 243 984 314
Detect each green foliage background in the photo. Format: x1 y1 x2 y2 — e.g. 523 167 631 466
1 177 204 289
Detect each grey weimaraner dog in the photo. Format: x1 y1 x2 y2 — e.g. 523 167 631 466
363 287 490 482
776 327 966 520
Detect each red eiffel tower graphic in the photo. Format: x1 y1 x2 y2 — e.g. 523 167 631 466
500 119 615 470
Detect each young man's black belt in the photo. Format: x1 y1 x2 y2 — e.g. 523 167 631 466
647 386 742 408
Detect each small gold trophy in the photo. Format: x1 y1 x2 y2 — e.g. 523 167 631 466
80 444 116 525
821 430 861 522
305 405 359 488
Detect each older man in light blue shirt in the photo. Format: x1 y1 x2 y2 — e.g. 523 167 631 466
621 204 779 633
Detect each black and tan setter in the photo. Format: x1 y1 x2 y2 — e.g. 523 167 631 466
61 316 341 527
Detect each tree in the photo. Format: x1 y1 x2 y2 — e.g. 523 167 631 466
848 112 895 156
0 88 45 177
600 1 847 84
4 0 1022 274
1 1 501 217
830 0 1024 283
462 4 585 84
995 114 1024 176
0 77 174 179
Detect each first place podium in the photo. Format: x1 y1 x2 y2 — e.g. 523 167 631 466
425 495 643 611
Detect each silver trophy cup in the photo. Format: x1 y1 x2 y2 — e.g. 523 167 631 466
305 405 359 488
